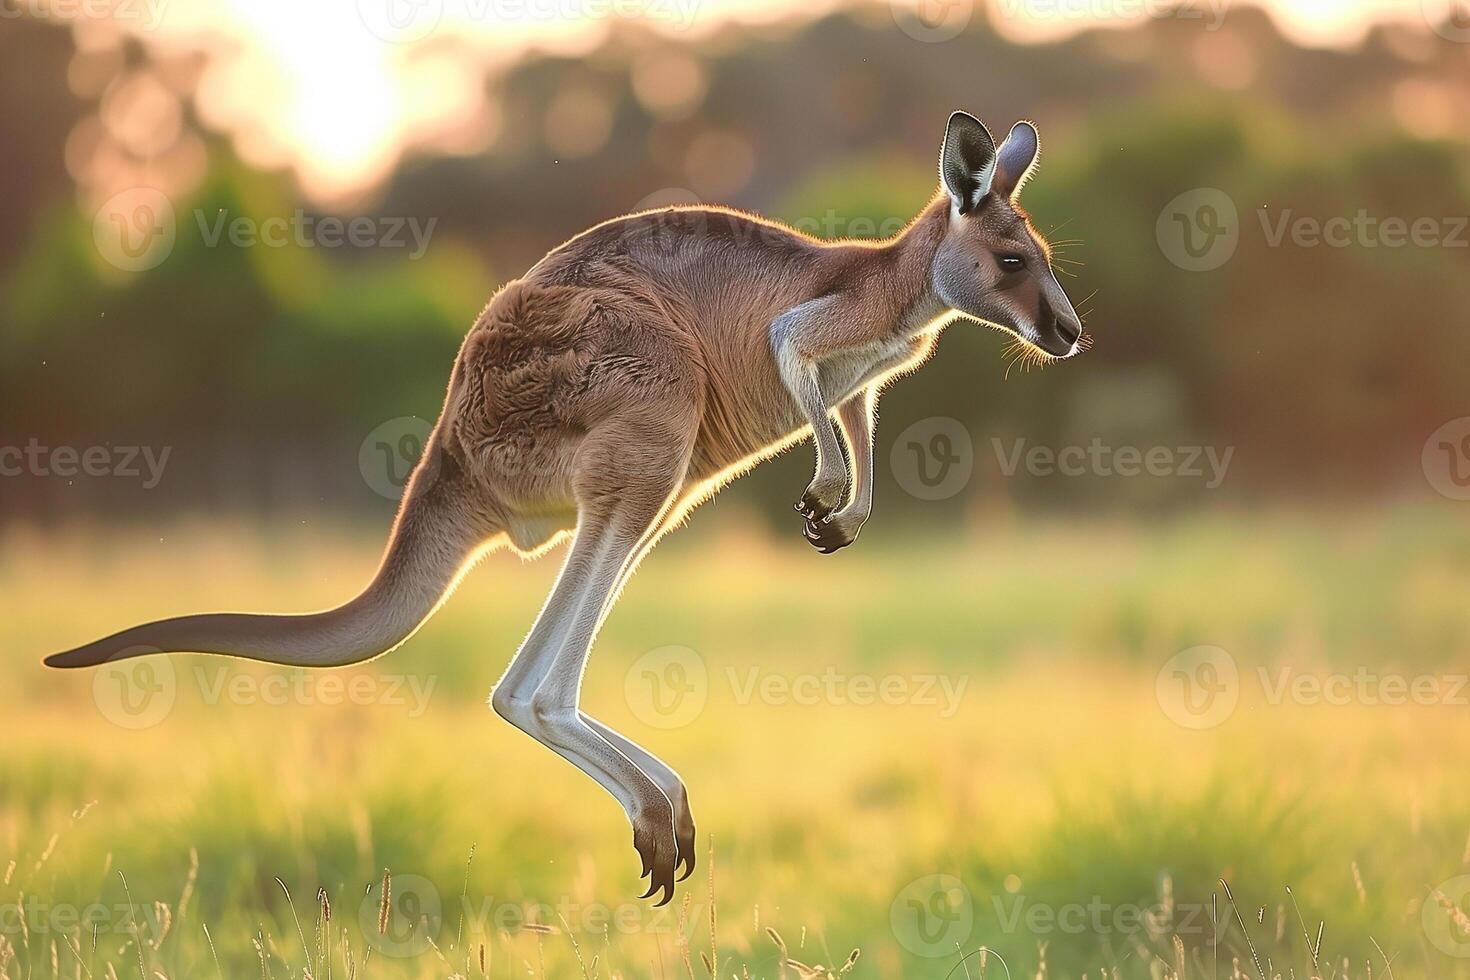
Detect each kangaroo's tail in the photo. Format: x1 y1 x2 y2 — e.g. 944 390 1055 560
43 440 495 670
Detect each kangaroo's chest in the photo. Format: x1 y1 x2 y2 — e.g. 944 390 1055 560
816 335 924 404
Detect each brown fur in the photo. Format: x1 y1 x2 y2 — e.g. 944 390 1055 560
436 197 949 551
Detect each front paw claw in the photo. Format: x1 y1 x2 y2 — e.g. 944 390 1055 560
795 496 831 522
803 514 859 554
796 481 843 522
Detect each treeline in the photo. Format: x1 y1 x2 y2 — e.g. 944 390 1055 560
3 8 1467 523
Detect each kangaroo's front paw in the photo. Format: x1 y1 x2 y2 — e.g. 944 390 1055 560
802 510 864 555
796 476 845 522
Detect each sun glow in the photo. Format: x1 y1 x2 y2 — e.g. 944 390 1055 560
79 0 1447 203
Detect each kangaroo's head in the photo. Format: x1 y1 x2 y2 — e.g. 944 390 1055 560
932 111 1084 360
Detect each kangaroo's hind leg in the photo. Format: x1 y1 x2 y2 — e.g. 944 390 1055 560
568 494 701 880
566 518 699 883
492 408 697 903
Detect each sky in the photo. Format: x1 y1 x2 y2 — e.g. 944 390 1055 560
62 0 1466 202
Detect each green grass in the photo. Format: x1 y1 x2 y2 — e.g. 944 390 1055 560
4 506 1470 978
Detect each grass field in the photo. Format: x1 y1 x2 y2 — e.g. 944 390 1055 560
5 506 1470 979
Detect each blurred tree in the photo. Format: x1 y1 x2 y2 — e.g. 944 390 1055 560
3 7 1467 524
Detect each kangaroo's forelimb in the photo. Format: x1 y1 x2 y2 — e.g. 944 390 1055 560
802 388 878 554
773 289 932 553
773 296 863 525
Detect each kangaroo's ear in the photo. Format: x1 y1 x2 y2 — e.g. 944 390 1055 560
939 111 997 215
994 121 1040 200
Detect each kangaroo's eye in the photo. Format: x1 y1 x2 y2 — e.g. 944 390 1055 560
998 255 1025 272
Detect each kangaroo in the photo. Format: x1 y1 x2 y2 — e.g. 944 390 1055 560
45 112 1086 905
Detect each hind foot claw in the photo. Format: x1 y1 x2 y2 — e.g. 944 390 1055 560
632 811 679 907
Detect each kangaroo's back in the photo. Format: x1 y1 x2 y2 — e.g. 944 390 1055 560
523 205 906 478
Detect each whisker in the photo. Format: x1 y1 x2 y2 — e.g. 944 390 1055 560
1000 334 1064 378
1001 339 1027 380
1001 337 1046 378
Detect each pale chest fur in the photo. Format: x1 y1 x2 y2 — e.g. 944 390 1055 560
815 330 938 405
